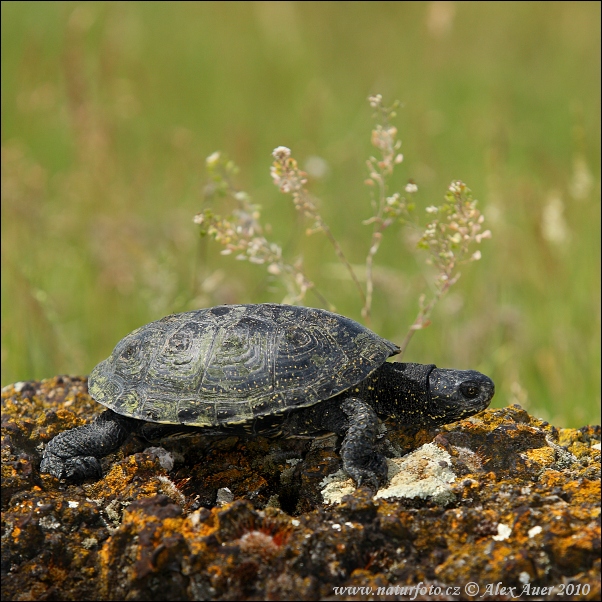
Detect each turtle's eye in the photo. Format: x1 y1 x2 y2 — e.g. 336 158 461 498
460 381 480 399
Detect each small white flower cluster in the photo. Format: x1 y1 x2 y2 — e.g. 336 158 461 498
270 146 326 236
205 151 221 168
271 145 363 308
270 147 308 195
195 208 313 301
447 180 464 195
365 95 403 180
367 125 404 177
368 94 383 108
195 151 315 303
272 146 291 160
419 181 491 281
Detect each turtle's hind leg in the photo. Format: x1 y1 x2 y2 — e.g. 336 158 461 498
40 409 139 481
340 398 389 490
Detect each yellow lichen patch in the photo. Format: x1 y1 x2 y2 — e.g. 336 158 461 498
177 516 221 556
522 445 556 467
557 427 585 448
84 454 166 501
570 440 595 457
563 478 601 506
97 462 131 492
205 467 244 487
97 539 116 597
538 468 567 488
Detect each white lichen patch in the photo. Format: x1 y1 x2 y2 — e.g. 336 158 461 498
82 537 98 549
102 499 130 532
187 509 205 529
454 446 484 472
374 443 457 505
38 515 61 531
492 523 512 541
519 571 531 584
321 443 458 505
320 470 356 505
545 435 578 469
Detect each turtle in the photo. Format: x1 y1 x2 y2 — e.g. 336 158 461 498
40 303 495 488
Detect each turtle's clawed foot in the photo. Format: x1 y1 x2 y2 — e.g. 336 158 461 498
343 453 389 491
40 452 102 481
63 456 103 481
40 410 136 482
40 451 65 479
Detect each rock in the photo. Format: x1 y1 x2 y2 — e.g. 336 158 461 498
2 377 600 600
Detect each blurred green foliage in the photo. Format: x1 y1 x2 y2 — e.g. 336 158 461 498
1 2 600 427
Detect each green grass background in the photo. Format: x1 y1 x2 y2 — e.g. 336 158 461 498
2 1 600 427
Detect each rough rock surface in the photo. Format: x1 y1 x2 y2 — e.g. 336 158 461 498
2 376 600 601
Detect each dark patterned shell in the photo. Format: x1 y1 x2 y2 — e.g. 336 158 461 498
88 304 399 427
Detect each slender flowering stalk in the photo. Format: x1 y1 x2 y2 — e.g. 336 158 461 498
195 151 327 306
363 97 491 355
271 146 366 309
397 180 491 355
363 95 412 322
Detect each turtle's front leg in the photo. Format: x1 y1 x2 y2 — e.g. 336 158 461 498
340 397 388 490
40 409 139 481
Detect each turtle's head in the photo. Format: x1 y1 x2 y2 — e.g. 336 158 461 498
426 367 495 425
378 362 494 427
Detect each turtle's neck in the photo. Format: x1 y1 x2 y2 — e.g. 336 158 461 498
356 361 436 425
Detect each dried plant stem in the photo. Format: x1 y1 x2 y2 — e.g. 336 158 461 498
322 221 367 308
196 151 328 306
363 170 388 322
397 278 453 357
362 95 407 322
301 192 367 309
271 147 365 311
